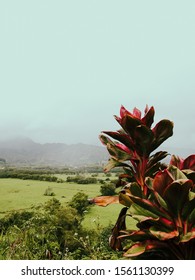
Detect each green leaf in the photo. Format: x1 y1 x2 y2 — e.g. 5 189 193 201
103 158 130 172
163 179 193 217
189 191 195 200
99 134 113 146
180 231 195 242
107 143 131 161
119 183 143 207
123 242 146 257
130 196 169 219
128 182 143 198
168 165 187 180
149 227 179 240
104 158 117 172
130 203 159 220
131 214 159 224
119 229 150 242
145 177 153 189
119 193 132 207
188 208 195 225
182 197 195 220
124 240 164 257
153 191 168 210
100 135 132 163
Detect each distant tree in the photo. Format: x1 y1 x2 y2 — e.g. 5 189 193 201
100 182 116 196
68 192 90 216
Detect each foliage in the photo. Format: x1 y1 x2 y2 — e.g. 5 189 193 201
100 182 116 196
0 211 34 233
66 175 97 184
92 104 195 259
68 192 90 216
0 196 119 260
0 199 81 259
0 168 64 183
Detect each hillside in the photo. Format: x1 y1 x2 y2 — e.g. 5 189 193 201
0 138 108 166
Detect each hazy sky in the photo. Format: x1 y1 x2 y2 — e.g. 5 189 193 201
1 1 195 150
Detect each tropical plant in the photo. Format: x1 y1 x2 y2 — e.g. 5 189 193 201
91 104 195 259
99 105 173 195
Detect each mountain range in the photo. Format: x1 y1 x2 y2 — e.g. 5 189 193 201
0 138 194 167
0 138 109 166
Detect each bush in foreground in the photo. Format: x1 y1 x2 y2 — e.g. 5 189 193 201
0 196 119 260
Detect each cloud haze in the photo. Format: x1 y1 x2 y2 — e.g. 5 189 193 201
0 0 195 150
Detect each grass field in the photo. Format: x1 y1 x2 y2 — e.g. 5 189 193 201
0 178 100 212
0 177 136 229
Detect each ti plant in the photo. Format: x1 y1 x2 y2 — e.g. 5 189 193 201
92 105 195 259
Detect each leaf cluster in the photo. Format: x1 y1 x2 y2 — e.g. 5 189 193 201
93 104 195 259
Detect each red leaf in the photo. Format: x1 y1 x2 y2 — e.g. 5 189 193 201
115 143 132 154
183 155 195 171
133 107 142 118
170 155 184 169
159 217 174 228
102 131 134 150
152 169 173 196
141 106 155 128
89 196 119 207
120 105 132 118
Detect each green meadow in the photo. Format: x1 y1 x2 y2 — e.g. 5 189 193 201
0 177 128 229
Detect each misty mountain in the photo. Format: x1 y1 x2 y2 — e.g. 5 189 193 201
0 138 194 167
0 138 109 166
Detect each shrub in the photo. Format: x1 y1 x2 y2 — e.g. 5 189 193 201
66 175 97 184
68 192 90 216
0 199 83 259
0 169 62 183
0 210 34 233
100 183 116 196
0 198 120 260
44 187 55 196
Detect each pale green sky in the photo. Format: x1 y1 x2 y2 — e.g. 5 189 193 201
0 0 195 149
